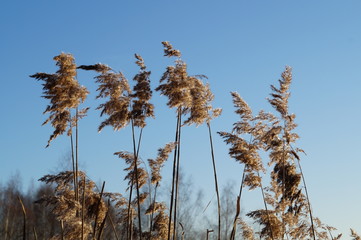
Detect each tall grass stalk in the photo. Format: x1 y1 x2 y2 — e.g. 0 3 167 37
295 154 316 240
93 181 106 239
127 183 134 240
107 204 120 240
97 210 108 240
131 119 143 240
230 166 246 240
60 220 64 240
127 128 144 240
76 108 80 204
173 110 182 240
81 176 86 240
70 127 77 202
149 182 158 232
168 108 181 240
207 122 221 240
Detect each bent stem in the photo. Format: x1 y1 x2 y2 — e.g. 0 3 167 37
207 122 221 240
230 165 246 240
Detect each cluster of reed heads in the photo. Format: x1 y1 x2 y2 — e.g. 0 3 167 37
28 42 359 240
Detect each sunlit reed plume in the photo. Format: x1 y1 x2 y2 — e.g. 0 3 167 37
31 53 88 147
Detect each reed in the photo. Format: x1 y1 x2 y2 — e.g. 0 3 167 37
28 45 349 240
31 53 89 204
156 41 222 240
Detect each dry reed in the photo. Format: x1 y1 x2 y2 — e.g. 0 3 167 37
29 45 349 240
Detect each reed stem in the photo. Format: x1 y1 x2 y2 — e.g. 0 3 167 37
76 108 79 204
107 202 120 240
81 176 86 240
230 165 246 240
167 108 181 240
60 220 64 240
131 119 142 240
173 111 182 240
69 120 77 203
93 181 106 239
296 158 316 240
207 122 221 240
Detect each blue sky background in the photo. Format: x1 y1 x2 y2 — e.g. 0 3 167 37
1 0 360 237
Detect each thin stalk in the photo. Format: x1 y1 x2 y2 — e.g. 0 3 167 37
97 209 108 240
18 196 26 240
33 226 38 240
127 185 134 240
179 222 185 240
296 159 316 240
230 196 240 240
207 122 221 240
70 120 77 202
131 119 142 240
326 227 334 240
107 206 120 240
136 128 144 158
150 182 158 232
281 141 286 240
93 181 106 239
130 210 134 239
257 172 275 240
230 165 246 240
81 178 85 240
60 220 64 240
167 108 181 240
76 108 79 204
127 127 145 240
173 109 182 240
127 127 144 239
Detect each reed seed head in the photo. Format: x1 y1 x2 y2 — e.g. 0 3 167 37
31 53 89 147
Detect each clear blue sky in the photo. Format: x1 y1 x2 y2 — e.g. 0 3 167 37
1 0 360 237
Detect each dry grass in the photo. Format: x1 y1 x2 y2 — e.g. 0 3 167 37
24 42 354 240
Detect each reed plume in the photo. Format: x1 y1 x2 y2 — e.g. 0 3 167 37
148 142 176 235
31 53 89 204
156 41 221 240
79 54 154 239
31 53 88 147
131 54 155 128
351 229 361 240
238 219 256 240
36 171 107 240
219 92 274 239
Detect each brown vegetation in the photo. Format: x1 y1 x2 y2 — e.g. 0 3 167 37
1 42 355 239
